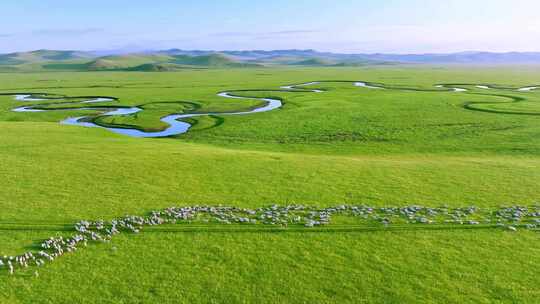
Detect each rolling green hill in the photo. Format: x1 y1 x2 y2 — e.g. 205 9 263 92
173 53 232 65
5 49 540 72
287 57 390 67
127 63 196 71
0 49 391 72
0 49 93 65
84 54 175 70
172 53 262 67
0 51 264 71
288 58 337 66
86 58 126 70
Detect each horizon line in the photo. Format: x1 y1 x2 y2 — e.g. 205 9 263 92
4 48 540 56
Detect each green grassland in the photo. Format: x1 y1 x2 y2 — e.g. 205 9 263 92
0 66 539 303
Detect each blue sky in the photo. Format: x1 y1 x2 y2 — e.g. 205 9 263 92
1 0 539 53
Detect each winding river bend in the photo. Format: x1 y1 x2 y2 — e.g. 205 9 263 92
7 83 320 138
4 81 539 137
6 81 380 138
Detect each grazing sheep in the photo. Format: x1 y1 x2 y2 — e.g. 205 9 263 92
2 204 539 274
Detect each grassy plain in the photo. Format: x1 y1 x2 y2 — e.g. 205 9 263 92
0 66 539 303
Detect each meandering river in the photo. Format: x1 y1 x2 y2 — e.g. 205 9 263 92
7 81 538 137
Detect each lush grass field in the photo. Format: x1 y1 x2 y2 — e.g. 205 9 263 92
0 66 539 303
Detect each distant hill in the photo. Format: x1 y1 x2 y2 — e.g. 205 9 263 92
289 58 336 66
0 50 265 71
355 52 540 64
2 49 540 72
84 54 174 70
173 54 232 66
285 57 380 67
171 54 263 67
148 49 540 66
157 49 326 60
86 59 125 70
156 49 540 65
0 50 94 65
127 63 201 72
